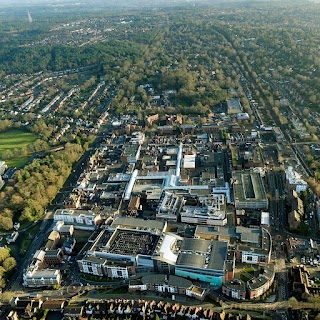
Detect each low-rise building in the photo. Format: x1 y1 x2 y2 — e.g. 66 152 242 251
6 231 18 244
54 221 74 238
288 191 305 230
44 249 64 266
186 285 207 300
288 210 301 230
156 191 185 221
237 227 272 264
195 226 272 265
45 230 60 250
227 98 242 115
121 144 141 164
233 171 268 209
110 217 167 234
247 264 275 299
285 166 308 193
286 237 315 258
54 209 102 229
63 192 81 209
180 194 227 226
78 223 229 286
153 235 229 287
273 127 284 142
62 237 76 254
157 125 174 135
78 255 106 277
183 154 196 170
128 274 207 300
222 279 246 300
23 268 61 288
0 161 7 175
127 196 140 216
0 175 5 190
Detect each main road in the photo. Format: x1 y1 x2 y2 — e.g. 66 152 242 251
5 89 116 293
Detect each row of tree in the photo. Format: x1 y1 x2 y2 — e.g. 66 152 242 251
0 247 16 289
0 143 83 229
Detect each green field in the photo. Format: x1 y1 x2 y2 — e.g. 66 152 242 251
0 129 38 168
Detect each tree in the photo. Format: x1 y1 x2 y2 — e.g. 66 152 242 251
3 257 16 272
0 248 10 264
303 145 310 154
0 216 13 231
0 276 6 289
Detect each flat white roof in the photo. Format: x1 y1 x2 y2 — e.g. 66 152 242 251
157 234 180 264
261 211 270 226
183 154 196 169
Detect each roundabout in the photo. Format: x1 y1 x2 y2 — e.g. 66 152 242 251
67 282 83 295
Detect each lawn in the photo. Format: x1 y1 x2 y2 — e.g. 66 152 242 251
0 129 37 168
19 223 41 257
240 267 255 282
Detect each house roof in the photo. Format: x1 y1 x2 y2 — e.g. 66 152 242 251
41 300 66 310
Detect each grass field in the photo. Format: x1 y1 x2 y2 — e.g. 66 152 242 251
240 267 255 282
19 222 41 257
0 129 37 168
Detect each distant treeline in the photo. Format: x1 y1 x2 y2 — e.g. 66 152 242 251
0 41 143 74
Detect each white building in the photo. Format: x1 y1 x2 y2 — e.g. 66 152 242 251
236 113 250 120
106 265 130 279
78 255 133 279
23 268 61 288
130 132 145 145
285 166 308 193
0 176 4 190
156 191 186 221
53 209 101 229
0 161 7 175
261 211 270 228
183 154 196 170
180 194 227 226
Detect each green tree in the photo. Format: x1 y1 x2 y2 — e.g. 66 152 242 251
3 257 16 272
0 248 10 264
0 216 13 231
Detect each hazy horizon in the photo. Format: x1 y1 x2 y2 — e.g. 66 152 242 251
0 0 312 5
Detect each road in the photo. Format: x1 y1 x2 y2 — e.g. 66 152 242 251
48 91 115 209
265 170 286 233
5 90 116 293
6 217 54 291
212 25 313 180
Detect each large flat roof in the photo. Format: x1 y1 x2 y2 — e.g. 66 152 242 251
208 241 228 271
107 229 160 256
141 274 192 288
227 98 242 113
176 239 228 271
177 253 206 268
27 269 60 278
183 154 196 169
111 217 166 233
195 226 237 239
180 238 210 253
153 233 181 264
233 171 267 203
236 226 260 244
